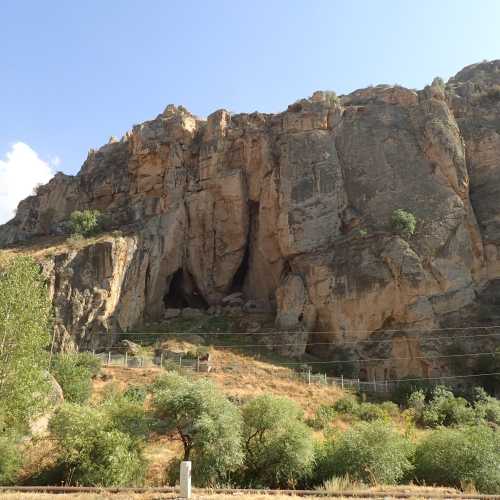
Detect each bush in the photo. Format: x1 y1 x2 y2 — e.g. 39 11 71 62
50 354 93 404
240 395 314 488
69 209 103 237
49 403 147 486
0 432 21 485
419 386 476 427
315 421 414 485
333 396 359 415
308 404 337 430
414 425 500 493
380 401 400 417
74 351 102 377
473 387 500 425
123 385 147 404
152 373 243 486
391 209 417 238
101 391 151 442
357 402 386 422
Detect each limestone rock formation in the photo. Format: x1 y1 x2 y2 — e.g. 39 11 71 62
3 60 500 379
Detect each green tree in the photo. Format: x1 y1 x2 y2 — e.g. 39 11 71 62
391 209 417 238
50 353 93 404
49 403 146 486
0 256 52 429
414 425 500 494
0 429 21 485
240 394 314 488
315 421 414 485
69 209 103 237
152 373 243 486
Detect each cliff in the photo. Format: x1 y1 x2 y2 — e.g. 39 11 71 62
3 60 500 379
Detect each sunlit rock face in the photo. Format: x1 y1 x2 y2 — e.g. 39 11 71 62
3 61 500 378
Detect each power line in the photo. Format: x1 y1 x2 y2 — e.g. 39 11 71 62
388 371 500 383
91 331 500 347
93 324 500 336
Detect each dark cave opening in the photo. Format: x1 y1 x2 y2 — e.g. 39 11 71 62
230 240 250 292
229 201 259 293
163 269 208 309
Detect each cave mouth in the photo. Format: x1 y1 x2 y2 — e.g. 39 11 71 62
163 269 208 309
229 201 259 293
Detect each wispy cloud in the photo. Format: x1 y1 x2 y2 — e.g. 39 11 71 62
0 142 58 224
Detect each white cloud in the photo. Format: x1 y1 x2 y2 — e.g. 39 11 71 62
0 142 57 224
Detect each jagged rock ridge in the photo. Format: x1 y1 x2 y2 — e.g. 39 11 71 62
3 60 500 379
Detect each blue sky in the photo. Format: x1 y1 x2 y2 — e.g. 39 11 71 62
1 0 500 222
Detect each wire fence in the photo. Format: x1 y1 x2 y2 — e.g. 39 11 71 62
92 349 496 395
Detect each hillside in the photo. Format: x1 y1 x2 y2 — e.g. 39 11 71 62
2 60 500 382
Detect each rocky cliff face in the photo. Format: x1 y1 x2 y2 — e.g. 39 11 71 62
3 60 500 379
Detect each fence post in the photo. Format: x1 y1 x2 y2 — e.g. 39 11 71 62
373 377 377 392
107 351 111 366
160 352 163 369
308 368 311 385
196 356 200 372
341 374 344 390
125 351 128 367
180 461 192 499
385 379 388 393
179 355 183 371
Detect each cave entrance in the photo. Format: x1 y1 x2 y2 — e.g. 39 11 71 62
229 201 259 293
163 269 208 309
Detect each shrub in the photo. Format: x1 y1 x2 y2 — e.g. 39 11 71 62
0 256 52 430
380 401 400 417
152 373 243 486
333 396 359 415
74 351 102 378
50 354 93 404
0 432 21 485
391 209 417 238
123 385 147 404
315 421 414 485
101 393 151 442
49 403 147 486
69 209 103 237
308 404 337 430
420 386 476 427
414 425 500 494
240 395 314 488
357 402 386 422
473 387 500 425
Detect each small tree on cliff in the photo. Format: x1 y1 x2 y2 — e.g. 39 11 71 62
69 209 103 237
152 373 243 486
0 256 52 429
391 209 417 238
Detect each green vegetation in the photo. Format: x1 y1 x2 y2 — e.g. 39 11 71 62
414 425 500 494
406 385 499 428
316 421 414 485
152 373 243 486
50 353 97 404
49 403 147 486
391 209 417 238
240 395 314 488
69 209 104 237
0 431 21 485
0 256 52 430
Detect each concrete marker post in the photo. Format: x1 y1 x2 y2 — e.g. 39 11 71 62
180 460 192 499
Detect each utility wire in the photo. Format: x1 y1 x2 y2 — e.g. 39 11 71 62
91 331 500 348
92 324 500 336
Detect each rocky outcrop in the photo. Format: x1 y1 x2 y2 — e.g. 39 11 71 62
3 61 500 378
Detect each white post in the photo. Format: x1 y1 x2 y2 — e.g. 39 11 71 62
308 368 311 385
160 352 163 369
341 374 344 390
107 351 111 366
180 461 192 499
125 351 128 367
